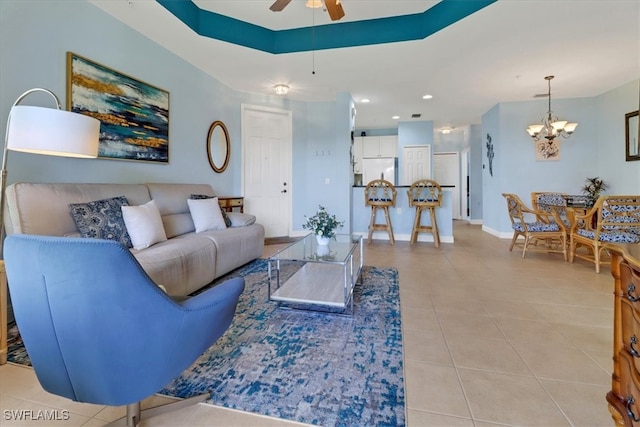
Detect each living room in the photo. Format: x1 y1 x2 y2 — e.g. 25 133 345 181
1 1 640 426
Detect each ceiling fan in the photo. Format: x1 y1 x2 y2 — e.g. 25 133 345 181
269 0 345 21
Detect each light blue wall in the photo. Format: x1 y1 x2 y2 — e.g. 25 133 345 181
482 79 640 236
0 0 353 234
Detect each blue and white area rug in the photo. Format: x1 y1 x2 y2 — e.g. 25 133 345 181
161 259 404 427
7 259 405 426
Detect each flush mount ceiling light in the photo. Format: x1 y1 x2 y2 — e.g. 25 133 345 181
361 98 370 103
273 84 289 95
422 94 433 100
392 115 400 120
305 0 323 8
441 128 451 134
526 75 577 144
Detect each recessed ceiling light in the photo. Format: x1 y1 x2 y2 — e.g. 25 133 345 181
361 98 370 103
422 94 433 99
392 115 400 120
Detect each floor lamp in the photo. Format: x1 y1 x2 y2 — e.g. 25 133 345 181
1 87 100 248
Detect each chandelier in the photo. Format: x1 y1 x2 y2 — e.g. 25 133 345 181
526 75 577 144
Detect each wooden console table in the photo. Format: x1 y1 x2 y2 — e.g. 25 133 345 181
606 243 640 426
0 261 7 364
218 196 244 213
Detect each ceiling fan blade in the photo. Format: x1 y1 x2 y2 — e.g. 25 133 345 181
269 0 292 12
325 0 345 21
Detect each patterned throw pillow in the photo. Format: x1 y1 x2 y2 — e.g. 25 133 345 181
190 194 232 227
69 196 133 248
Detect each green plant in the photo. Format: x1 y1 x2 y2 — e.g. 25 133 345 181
581 177 607 205
302 205 344 238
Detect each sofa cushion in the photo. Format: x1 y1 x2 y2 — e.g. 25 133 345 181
69 196 133 248
121 200 168 250
200 224 265 277
5 182 151 236
146 183 215 238
190 194 232 227
227 212 257 227
132 233 218 295
187 198 227 232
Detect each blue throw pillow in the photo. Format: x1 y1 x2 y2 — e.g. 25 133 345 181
190 194 232 227
69 196 133 248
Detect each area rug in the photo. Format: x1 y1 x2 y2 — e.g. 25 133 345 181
7 259 405 427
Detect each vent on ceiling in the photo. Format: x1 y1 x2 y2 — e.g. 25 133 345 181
411 113 422 118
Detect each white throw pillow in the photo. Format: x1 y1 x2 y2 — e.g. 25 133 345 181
121 200 168 250
187 197 227 232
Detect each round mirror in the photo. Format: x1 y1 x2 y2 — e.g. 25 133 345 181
207 120 230 173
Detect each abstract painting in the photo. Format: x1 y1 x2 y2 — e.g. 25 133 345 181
66 52 169 163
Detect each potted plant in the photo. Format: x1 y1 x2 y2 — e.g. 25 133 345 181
581 177 607 207
303 205 344 245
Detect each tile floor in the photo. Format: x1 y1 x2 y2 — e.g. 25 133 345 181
0 222 616 426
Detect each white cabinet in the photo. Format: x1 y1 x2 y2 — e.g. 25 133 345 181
361 135 397 158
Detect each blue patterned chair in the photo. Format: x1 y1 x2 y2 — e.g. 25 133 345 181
570 195 640 273
407 179 443 247
502 193 567 260
365 179 397 244
3 234 245 426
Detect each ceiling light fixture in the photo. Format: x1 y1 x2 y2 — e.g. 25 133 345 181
441 128 451 135
392 115 400 120
305 0 323 8
422 94 433 100
526 75 577 144
274 84 289 95
361 98 370 103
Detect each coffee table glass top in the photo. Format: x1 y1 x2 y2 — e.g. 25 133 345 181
267 233 363 312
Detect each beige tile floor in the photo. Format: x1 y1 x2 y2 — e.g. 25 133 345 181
0 222 616 426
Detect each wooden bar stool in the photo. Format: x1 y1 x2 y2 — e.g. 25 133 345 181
407 179 443 247
365 179 397 244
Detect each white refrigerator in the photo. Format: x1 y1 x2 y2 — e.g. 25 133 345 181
362 157 397 185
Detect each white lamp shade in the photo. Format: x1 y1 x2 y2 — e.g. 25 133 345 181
7 105 100 158
551 120 568 131
564 122 578 133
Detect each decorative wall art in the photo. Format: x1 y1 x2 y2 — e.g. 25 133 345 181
485 133 494 176
626 110 639 161
66 52 169 163
535 139 560 161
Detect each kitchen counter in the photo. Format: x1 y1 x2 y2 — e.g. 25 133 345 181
351 187 453 243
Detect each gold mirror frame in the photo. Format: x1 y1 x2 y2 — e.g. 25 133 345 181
207 120 230 172
626 110 640 161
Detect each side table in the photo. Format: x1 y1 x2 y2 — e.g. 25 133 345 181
218 196 244 213
0 261 6 364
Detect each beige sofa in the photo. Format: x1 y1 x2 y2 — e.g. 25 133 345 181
4 182 265 296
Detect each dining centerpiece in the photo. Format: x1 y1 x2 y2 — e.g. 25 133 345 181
303 205 344 245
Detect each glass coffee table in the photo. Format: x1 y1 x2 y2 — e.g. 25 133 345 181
267 233 363 314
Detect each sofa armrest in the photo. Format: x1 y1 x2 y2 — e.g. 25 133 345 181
227 212 256 227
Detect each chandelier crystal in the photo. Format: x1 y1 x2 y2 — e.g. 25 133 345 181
526 75 577 144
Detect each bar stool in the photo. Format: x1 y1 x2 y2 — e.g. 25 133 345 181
407 179 443 247
365 179 396 245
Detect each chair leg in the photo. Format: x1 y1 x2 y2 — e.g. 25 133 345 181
107 393 210 427
383 206 395 245
594 245 601 273
410 207 421 244
508 233 518 252
367 206 377 244
429 207 440 248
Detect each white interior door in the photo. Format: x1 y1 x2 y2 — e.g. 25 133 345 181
241 104 292 237
402 145 431 185
434 152 461 220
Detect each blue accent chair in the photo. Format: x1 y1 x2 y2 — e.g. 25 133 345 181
3 234 245 426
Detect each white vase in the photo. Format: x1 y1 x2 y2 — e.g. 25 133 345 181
316 235 330 246
316 244 330 257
